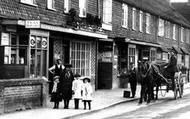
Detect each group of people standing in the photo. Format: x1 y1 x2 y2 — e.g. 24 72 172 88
49 59 93 110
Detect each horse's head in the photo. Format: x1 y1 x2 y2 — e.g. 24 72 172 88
138 60 149 75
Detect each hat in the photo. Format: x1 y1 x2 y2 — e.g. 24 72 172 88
64 63 72 67
74 73 81 77
83 77 91 83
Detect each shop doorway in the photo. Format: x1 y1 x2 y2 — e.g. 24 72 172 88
98 42 113 89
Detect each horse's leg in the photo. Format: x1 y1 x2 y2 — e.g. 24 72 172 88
139 86 143 104
156 85 159 100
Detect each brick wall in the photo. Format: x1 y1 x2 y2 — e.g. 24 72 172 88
0 78 48 114
0 0 99 26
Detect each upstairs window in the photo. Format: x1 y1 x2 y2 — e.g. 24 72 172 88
165 21 171 38
146 13 151 34
132 8 137 30
158 18 164 37
47 0 55 10
121 4 128 28
181 27 184 42
139 10 143 32
186 29 190 43
20 0 36 5
103 0 112 24
64 0 70 13
79 0 87 17
173 24 177 40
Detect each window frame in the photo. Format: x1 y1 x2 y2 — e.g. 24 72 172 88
70 41 91 77
47 0 56 10
139 10 143 32
128 45 136 69
79 0 87 18
173 24 177 40
64 0 70 13
20 0 37 6
121 4 128 28
146 13 151 34
1 32 28 65
158 18 165 37
181 27 184 42
132 7 137 30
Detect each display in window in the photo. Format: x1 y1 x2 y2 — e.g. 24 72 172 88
37 37 41 48
30 36 36 48
42 37 47 49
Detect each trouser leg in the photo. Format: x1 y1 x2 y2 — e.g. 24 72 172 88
88 101 91 110
84 101 86 109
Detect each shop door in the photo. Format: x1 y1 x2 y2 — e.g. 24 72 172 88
98 62 112 89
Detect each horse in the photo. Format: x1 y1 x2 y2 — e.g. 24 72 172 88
138 60 169 104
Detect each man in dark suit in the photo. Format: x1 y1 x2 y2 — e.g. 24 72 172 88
165 51 178 90
129 63 137 98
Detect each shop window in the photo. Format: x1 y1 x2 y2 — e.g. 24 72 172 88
29 36 48 78
150 48 156 62
182 55 185 65
70 41 91 77
128 47 136 66
0 33 28 65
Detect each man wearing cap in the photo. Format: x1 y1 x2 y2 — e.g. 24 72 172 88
61 63 74 109
165 51 178 90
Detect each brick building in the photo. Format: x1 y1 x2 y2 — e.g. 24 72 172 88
0 0 190 113
98 0 190 89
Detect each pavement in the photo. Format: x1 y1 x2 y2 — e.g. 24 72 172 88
0 83 190 119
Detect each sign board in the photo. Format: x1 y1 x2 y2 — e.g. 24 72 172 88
1 33 9 45
25 20 40 28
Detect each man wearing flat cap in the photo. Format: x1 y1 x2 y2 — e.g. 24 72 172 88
60 63 74 109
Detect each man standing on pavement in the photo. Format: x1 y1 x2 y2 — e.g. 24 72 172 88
129 63 137 98
165 51 178 90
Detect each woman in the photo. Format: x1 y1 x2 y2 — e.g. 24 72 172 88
61 63 74 109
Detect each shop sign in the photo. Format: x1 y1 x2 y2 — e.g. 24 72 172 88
42 38 47 49
25 20 40 28
99 51 112 62
30 36 36 47
1 33 9 45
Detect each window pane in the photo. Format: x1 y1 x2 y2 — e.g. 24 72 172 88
19 34 29 45
36 50 41 77
30 49 35 77
11 34 17 45
19 47 27 64
36 37 41 48
42 51 47 77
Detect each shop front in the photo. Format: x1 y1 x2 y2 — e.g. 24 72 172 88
0 23 49 113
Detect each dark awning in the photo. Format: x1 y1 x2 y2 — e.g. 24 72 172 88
172 46 182 54
180 48 189 55
158 47 169 53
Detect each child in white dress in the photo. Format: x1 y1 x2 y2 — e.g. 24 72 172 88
72 73 83 109
82 77 93 110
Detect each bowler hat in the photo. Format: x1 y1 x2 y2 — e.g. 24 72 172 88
74 73 81 77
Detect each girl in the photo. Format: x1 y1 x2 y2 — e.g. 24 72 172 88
82 77 93 110
72 73 83 109
50 76 62 109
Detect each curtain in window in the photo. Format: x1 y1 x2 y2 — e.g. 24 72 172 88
70 42 91 76
103 0 112 23
79 0 87 17
64 0 70 13
158 19 164 36
122 4 128 28
139 11 143 32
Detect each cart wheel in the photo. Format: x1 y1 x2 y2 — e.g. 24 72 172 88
174 85 178 100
